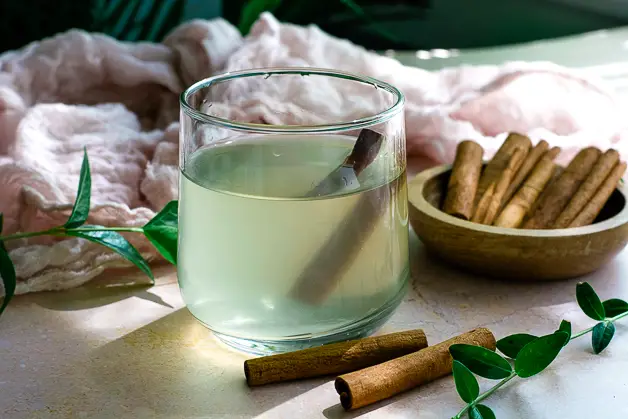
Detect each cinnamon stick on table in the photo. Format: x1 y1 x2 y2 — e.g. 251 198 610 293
569 161 627 228
523 147 602 229
443 140 484 220
482 148 526 225
244 329 428 386
553 149 620 228
474 133 532 208
501 140 550 206
494 155 556 228
334 328 496 410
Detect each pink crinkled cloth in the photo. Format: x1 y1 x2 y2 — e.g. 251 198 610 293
1 12 627 296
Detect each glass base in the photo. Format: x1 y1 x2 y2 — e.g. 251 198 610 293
208 282 408 355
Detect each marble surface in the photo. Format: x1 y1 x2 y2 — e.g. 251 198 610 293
2 230 628 418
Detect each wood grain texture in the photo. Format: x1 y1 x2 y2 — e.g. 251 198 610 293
408 164 628 281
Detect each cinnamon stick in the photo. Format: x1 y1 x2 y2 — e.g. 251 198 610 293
545 146 561 161
502 140 549 206
443 140 484 220
290 129 387 305
244 329 428 386
334 328 496 410
475 133 532 208
523 147 602 229
522 146 561 219
494 155 556 228
290 174 402 304
554 149 620 228
482 148 526 225
525 162 560 220
569 161 627 228
471 183 495 223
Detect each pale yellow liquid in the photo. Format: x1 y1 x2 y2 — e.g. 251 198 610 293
178 135 409 341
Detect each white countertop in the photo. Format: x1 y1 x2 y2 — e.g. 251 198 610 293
4 27 628 419
2 230 628 419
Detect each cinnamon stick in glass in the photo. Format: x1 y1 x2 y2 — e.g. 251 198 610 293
501 140 549 206
334 328 496 410
569 161 627 228
554 149 620 228
494 155 556 228
244 329 428 386
523 147 602 229
482 148 526 225
290 129 388 305
474 133 532 208
443 140 484 220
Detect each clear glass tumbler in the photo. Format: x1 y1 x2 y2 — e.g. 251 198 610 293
178 68 409 354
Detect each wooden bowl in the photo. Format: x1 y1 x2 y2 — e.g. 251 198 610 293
408 164 628 280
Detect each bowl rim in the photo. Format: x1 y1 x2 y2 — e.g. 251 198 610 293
409 163 628 237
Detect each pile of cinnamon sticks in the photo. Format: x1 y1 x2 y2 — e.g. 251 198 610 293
443 133 627 229
244 328 496 410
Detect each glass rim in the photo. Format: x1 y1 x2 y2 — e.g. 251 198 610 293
180 67 405 134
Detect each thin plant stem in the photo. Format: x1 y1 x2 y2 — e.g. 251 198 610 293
610 310 628 323
0 226 143 242
570 311 628 340
68 227 144 234
454 372 517 418
454 310 628 418
570 326 595 340
0 228 58 241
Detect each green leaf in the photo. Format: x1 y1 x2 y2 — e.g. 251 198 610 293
0 241 16 315
452 360 479 403
515 332 568 378
557 320 572 345
0 212 3 233
558 320 571 339
602 298 628 318
470 404 496 419
238 0 282 35
496 333 537 359
67 228 153 281
145 0 186 42
576 282 605 321
65 149 91 229
108 0 142 39
449 344 512 379
592 321 615 354
143 201 178 265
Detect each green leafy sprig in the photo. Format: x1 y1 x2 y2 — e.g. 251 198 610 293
450 282 628 418
0 149 178 315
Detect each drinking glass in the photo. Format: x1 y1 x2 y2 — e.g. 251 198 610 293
178 68 408 354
